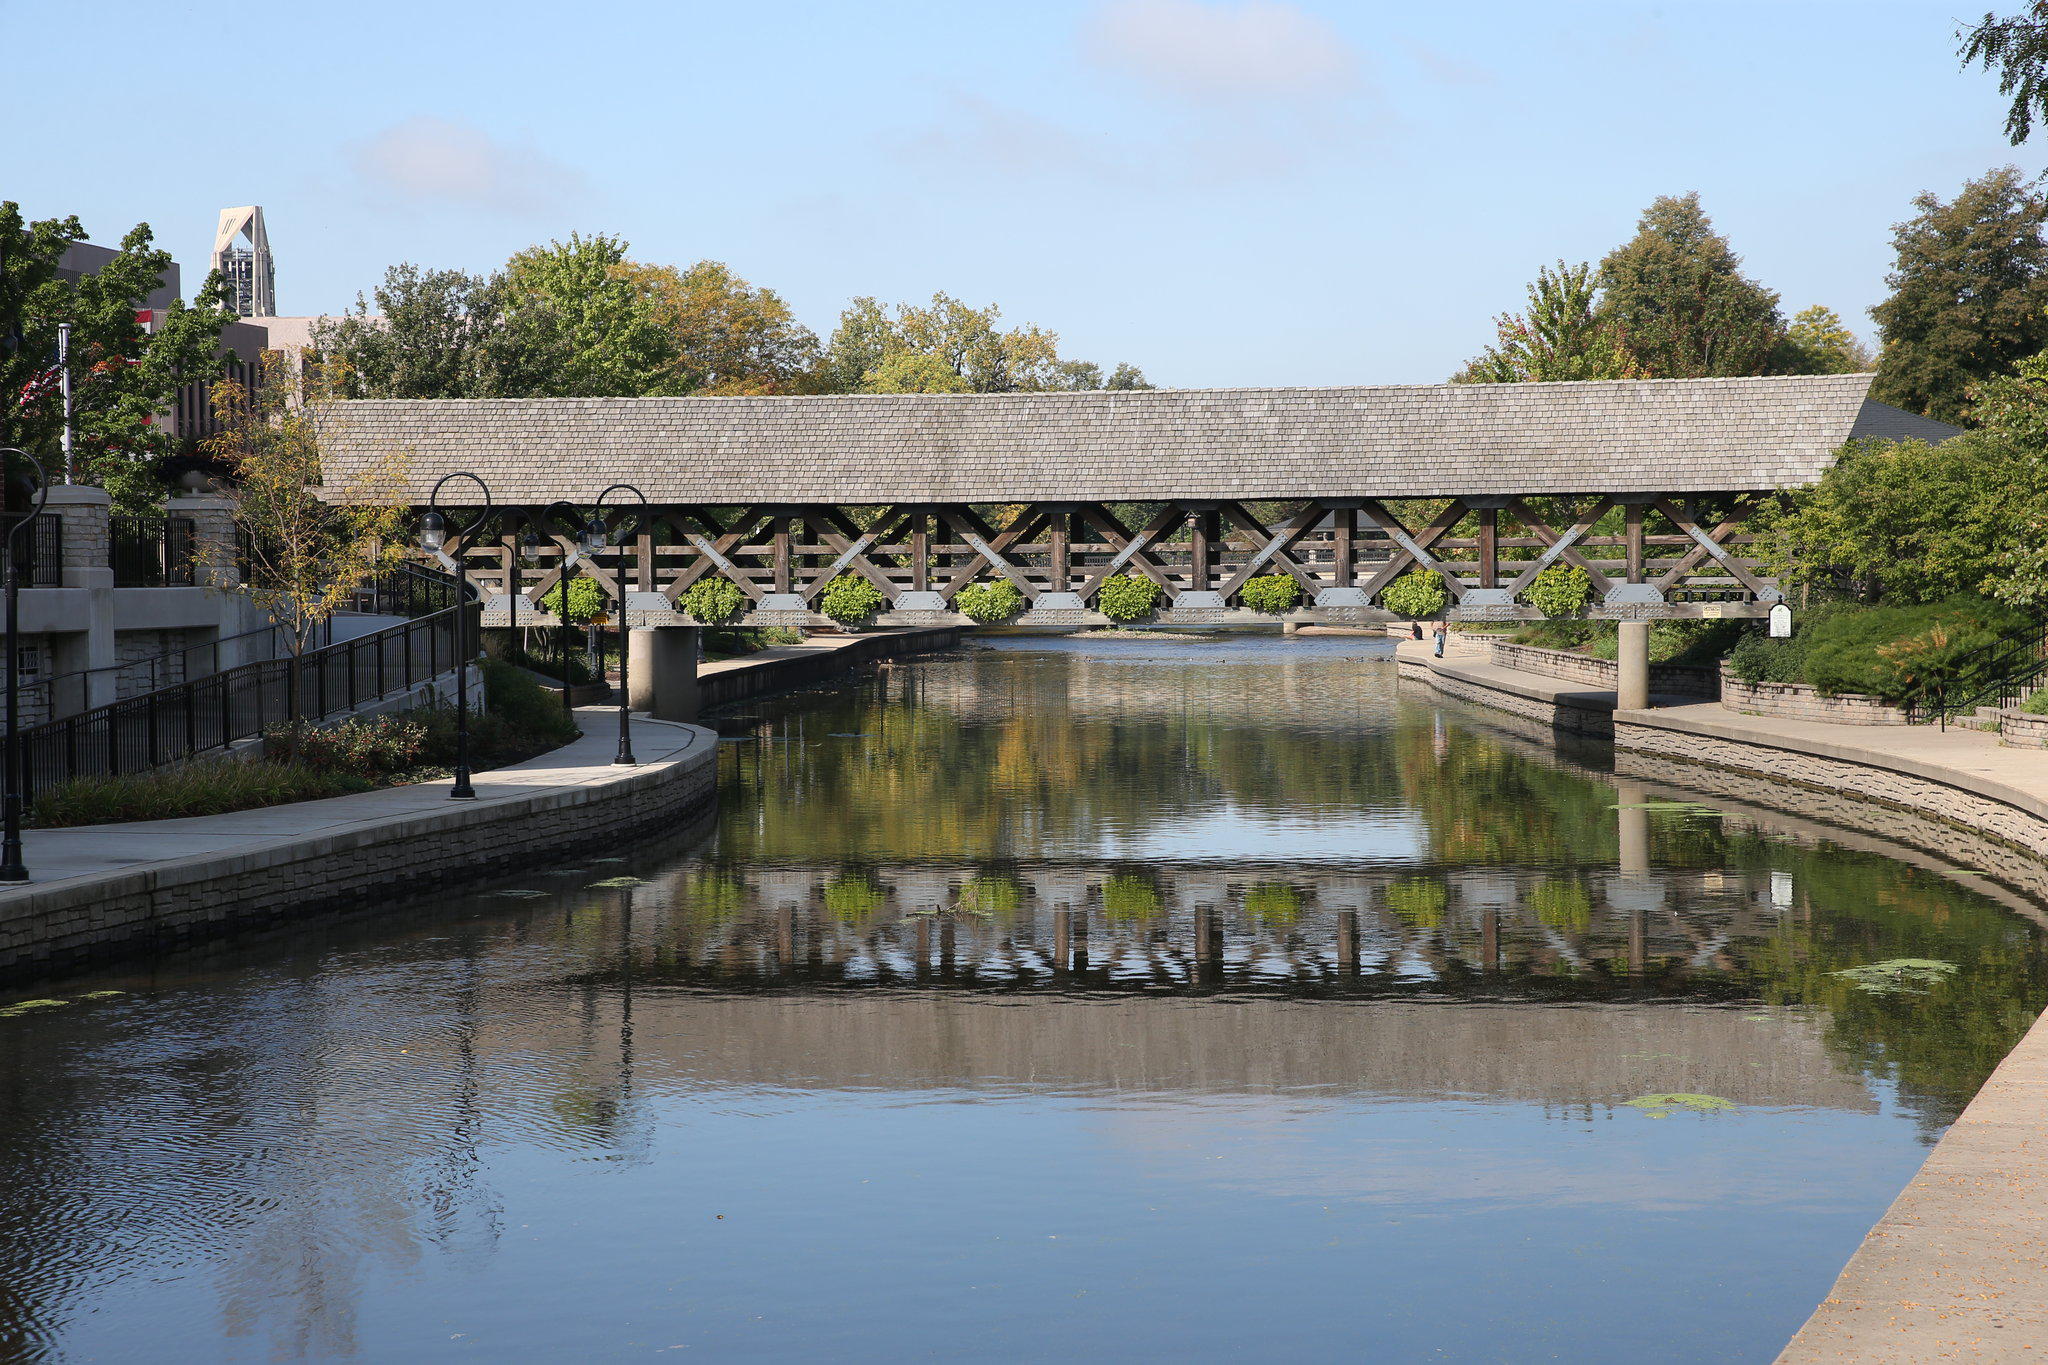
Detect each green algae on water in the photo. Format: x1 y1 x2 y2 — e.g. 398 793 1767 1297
588 876 649 889
0 999 70 1018
1832 959 1959 995
1623 1093 1738 1117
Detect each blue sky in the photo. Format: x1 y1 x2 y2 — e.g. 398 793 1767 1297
5 0 2036 386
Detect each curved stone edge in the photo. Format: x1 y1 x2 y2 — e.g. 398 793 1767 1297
1396 646 2048 1363
0 722 720 983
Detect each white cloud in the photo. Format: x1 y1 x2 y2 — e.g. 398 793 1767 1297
892 94 1138 183
1083 0 1360 103
350 116 585 214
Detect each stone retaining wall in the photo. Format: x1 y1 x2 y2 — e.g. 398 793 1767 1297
1487 641 1719 697
0 728 718 982
698 626 965 712
1718 667 1908 725
2004 706 2048 749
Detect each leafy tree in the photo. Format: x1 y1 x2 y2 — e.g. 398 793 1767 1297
818 291 1146 393
1869 167 2048 423
0 203 234 508
619 259 819 395
500 232 677 397
1106 362 1154 390
314 264 528 399
207 355 410 745
1595 193 1785 378
1960 3 2048 143
1454 260 1641 382
1776 305 1875 375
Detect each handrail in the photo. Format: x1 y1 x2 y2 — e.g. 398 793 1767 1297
1904 622 2048 727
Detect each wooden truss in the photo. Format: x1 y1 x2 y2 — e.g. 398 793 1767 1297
445 495 1781 626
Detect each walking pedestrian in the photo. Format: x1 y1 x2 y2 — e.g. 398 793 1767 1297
1432 620 1448 658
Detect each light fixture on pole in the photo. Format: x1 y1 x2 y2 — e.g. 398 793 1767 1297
0 448 48 883
593 483 648 765
422 472 494 799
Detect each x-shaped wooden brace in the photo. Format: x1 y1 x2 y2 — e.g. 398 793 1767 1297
1653 496 1775 598
1073 503 1181 597
1501 498 1615 596
937 505 1051 597
1214 501 1325 598
1356 500 1471 600
666 505 777 602
798 506 913 602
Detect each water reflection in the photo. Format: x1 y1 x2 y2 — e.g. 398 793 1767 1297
0 636 2041 1364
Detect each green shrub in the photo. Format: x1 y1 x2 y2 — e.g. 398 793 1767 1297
819 574 886 626
540 576 606 623
2023 689 2048 715
1512 619 1604 652
1097 573 1162 622
680 577 745 625
1101 873 1162 919
1239 573 1302 614
1727 597 2030 703
1524 564 1592 618
1380 570 1448 619
418 659 579 768
956 579 1026 624
1385 878 1447 927
31 759 374 828
264 715 426 778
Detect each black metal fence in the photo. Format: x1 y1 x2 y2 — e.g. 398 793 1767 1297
16 603 472 801
1903 623 2048 726
4 514 63 588
111 516 198 587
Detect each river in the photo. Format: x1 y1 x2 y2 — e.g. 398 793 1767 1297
0 635 2041 1362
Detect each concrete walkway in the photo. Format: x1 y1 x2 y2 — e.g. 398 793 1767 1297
1402 640 2048 1360
0 705 705 899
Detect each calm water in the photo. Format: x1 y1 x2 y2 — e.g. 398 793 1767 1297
2 636 2044 1363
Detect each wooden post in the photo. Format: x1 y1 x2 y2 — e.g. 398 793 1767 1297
1625 502 1646 584
1190 510 1213 591
911 515 930 593
1336 910 1358 974
1053 906 1071 972
772 518 792 595
1334 506 1355 588
1481 907 1500 972
1477 506 1498 589
1628 911 1647 978
1050 509 1070 593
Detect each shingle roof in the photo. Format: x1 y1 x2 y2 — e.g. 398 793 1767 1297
315 374 1955 505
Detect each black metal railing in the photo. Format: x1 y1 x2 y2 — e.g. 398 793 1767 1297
110 516 198 587
6 513 63 588
14 564 476 800
1904 623 2048 727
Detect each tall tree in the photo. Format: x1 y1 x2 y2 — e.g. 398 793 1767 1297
1961 3 2048 143
500 233 677 397
1776 305 1875 375
1595 193 1785 378
1869 167 2048 424
314 264 528 399
0 203 233 507
618 259 820 395
818 292 1147 393
1454 260 1641 383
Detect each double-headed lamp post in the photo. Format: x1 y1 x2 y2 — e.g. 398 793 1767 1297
0 449 47 884
420 472 494 800
518 500 584 715
591 484 648 765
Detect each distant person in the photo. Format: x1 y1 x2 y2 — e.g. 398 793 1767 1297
1410 621 1423 641
1432 620 1448 658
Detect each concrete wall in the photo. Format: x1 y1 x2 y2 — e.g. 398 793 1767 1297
0 726 718 982
697 626 966 712
1718 666 1909 726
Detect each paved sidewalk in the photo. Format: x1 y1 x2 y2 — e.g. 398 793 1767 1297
0 706 706 900
1402 640 2048 1360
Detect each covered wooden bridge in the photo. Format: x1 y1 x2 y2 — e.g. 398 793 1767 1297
319 373 1952 634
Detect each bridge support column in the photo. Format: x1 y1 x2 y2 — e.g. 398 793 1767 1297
628 625 701 722
1616 620 1651 710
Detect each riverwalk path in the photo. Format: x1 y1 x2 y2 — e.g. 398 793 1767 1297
1400 639 2048 1361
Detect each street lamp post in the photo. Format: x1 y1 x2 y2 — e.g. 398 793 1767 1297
0 449 47 884
519 500 583 715
591 484 649 765
421 472 494 800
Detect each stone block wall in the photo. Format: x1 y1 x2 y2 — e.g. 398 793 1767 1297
1489 642 1719 697
43 486 111 580
2004 708 2048 749
1718 667 1909 725
0 730 719 982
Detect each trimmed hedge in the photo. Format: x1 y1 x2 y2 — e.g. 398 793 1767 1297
1726 596 2032 703
680 577 745 625
541 576 606 623
1524 564 1591 618
820 574 887 626
1240 573 1302 614
1097 573 1162 622
956 579 1026 624
1380 570 1447 619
